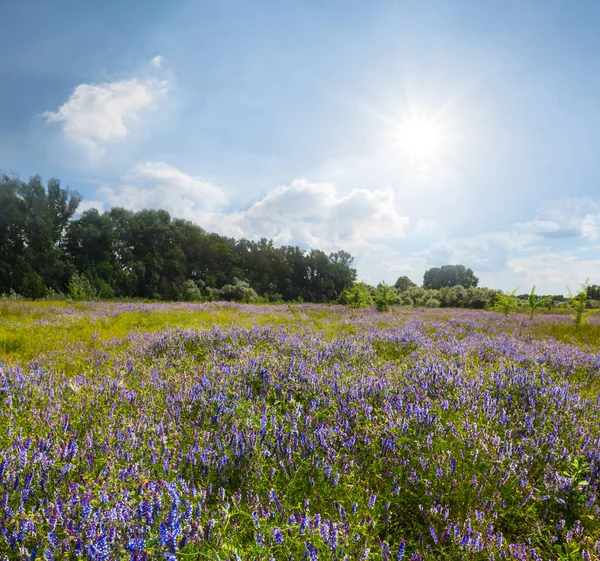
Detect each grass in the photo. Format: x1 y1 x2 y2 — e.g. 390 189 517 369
1 302 599 560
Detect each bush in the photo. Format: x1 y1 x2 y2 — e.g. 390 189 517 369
68 273 98 301
93 278 115 299
340 282 373 309
492 288 519 315
181 280 203 302
423 296 441 308
375 282 400 312
567 280 599 328
218 278 259 303
43 288 68 301
0 289 24 301
466 287 497 309
21 272 48 300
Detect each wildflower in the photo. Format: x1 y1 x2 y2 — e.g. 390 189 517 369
397 540 406 561
272 528 284 545
368 493 377 509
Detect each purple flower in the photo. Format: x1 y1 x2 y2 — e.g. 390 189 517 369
397 540 406 561
272 527 284 544
368 493 377 509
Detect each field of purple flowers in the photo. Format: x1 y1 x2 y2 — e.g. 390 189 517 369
0 303 599 560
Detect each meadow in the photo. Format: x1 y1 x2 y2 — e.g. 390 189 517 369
0 302 599 561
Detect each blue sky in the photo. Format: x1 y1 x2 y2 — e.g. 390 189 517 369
2 0 600 293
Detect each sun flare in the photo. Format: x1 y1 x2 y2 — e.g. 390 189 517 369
395 115 445 162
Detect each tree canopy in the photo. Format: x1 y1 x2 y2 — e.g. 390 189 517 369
394 275 417 291
0 173 357 301
423 264 479 290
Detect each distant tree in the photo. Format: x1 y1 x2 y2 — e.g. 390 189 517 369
0 173 80 294
0 174 27 294
340 282 372 309
181 279 203 302
375 282 392 312
526 286 552 320
21 272 47 300
567 279 599 328
68 272 98 301
2 170 358 303
423 265 479 289
218 278 259 303
493 288 519 315
587 284 600 300
394 275 416 292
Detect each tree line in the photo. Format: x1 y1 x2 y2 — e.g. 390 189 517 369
0 173 356 302
2 172 597 309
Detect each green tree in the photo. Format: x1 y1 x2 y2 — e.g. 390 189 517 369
493 288 519 315
586 284 600 300
375 282 392 312
21 271 47 299
2 170 361 303
340 282 373 309
68 273 98 301
0 174 80 293
567 280 599 328
0 174 27 294
526 286 552 320
394 275 416 292
218 278 259 303
423 265 479 289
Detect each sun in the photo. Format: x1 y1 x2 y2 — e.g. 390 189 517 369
394 114 445 162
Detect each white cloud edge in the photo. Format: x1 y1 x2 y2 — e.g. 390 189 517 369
43 60 168 162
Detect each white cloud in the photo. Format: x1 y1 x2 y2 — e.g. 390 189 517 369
506 252 600 293
92 172 410 284
516 196 599 240
422 229 536 274
150 55 164 69
199 179 409 250
98 161 228 216
76 200 106 214
44 77 167 160
418 201 600 293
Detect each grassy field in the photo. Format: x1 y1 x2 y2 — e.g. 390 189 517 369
0 302 599 560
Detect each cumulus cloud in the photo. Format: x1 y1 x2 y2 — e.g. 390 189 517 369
98 162 228 216
418 195 600 293
44 77 167 160
506 252 600 292
92 172 409 265
76 200 106 215
203 179 409 249
516 196 599 240
422 229 536 274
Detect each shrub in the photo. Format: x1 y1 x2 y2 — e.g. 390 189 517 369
375 282 391 312
181 280 203 302
567 280 599 328
340 282 373 309
493 288 519 315
68 273 98 301
43 288 67 301
527 286 552 319
93 278 115 299
423 296 441 308
21 272 47 300
0 289 24 301
218 278 259 303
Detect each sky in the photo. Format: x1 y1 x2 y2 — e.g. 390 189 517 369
1 0 600 294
